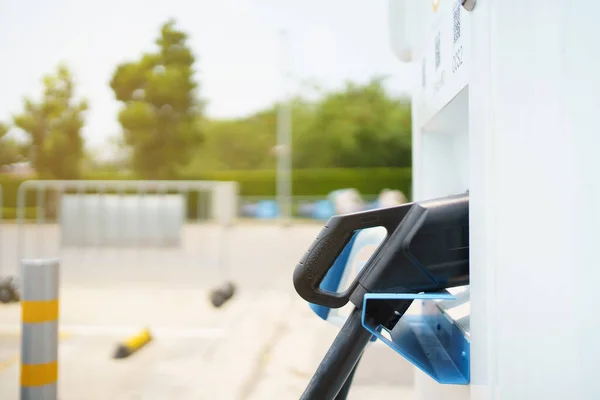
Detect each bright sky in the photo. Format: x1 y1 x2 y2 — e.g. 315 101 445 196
0 0 416 154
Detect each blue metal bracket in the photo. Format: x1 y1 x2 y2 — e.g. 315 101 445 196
361 292 470 385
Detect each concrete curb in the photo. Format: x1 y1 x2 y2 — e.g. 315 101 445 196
112 328 152 359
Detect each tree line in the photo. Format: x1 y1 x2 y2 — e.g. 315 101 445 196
0 19 412 180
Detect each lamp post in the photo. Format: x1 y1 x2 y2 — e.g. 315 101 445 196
276 29 292 226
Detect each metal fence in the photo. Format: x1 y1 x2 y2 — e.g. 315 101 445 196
2 180 380 283
11 180 238 284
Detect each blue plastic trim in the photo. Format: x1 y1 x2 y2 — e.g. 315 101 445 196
308 226 387 322
361 292 471 385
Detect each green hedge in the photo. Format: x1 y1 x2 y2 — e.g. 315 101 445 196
0 167 412 210
0 179 212 221
0 178 25 209
2 207 37 220
65 168 412 197
188 168 412 198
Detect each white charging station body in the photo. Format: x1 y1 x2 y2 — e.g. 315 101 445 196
390 0 600 399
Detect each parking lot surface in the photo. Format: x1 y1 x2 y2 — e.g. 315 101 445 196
0 222 415 399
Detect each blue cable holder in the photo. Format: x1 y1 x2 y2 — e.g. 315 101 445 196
361 291 470 385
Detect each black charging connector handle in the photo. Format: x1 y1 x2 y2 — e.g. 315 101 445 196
294 193 470 309
296 192 469 399
293 206 410 308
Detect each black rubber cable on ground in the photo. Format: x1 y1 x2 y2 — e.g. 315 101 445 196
299 307 373 400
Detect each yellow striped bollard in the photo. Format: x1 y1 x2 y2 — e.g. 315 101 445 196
20 259 60 400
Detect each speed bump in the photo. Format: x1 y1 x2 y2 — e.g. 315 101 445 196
112 328 153 359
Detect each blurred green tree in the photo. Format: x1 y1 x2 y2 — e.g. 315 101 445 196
0 123 23 168
110 19 204 179
12 64 88 178
293 77 412 168
191 106 280 171
185 77 411 172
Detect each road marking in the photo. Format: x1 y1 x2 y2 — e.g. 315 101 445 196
0 324 226 339
0 354 19 373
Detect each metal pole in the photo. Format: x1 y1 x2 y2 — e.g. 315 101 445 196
36 186 45 258
277 29 293 226
0 184 2 276
16 183 26 271
20 258 60 400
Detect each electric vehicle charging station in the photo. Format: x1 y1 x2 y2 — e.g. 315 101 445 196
392 0 472 398
294 0 600 399
390 1 600 399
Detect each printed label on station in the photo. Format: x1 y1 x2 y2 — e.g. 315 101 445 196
419 0 470 122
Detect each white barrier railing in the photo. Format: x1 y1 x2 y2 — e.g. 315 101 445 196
15 180 239 279
59 193 186 247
